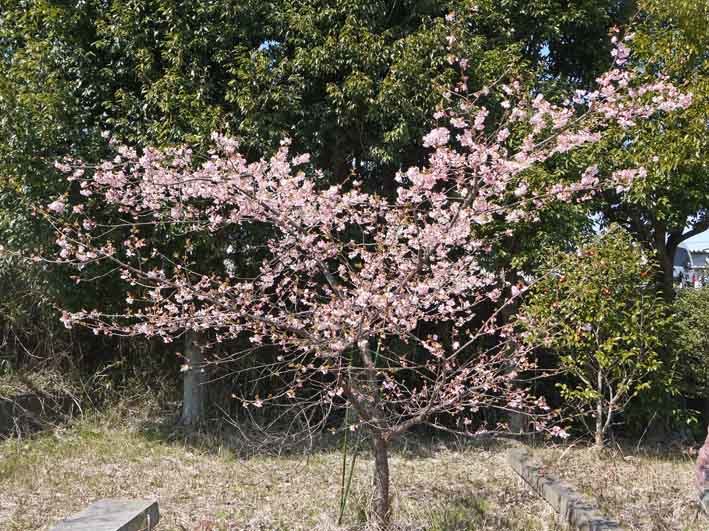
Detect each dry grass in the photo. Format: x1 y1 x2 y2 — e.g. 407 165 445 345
0 415 705 531
539 442 705 531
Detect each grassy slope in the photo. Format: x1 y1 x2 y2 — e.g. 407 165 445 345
0 417 703 531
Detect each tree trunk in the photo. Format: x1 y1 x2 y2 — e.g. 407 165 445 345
180 331 205 428
372 434 391 528
658 251 675 302
595 406 604 448
595 371 605 448
652 219 676 302
509 410 528 435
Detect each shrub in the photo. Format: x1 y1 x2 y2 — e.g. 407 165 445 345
520 226 668 447
671 286 709 426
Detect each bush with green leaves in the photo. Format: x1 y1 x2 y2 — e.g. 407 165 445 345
672 286 709 423
520 226 668 447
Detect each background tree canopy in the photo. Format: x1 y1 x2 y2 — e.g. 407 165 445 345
0 0 633 188
592 0 709 298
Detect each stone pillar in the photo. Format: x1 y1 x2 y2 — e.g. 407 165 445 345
180 331 205 428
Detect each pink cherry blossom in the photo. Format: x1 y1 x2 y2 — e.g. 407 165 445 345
47 199 66 214
422 127 450 148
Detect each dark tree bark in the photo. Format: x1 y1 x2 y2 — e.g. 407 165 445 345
345 342 394 528
650 215 709 301
653 220 675 301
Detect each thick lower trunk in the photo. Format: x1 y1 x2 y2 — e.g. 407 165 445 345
372 434 391 528
180 331 205 428
595 406 604 448
653 221 676 302
659 256 675 301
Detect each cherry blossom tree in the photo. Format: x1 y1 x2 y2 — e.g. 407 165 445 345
44 35 690 526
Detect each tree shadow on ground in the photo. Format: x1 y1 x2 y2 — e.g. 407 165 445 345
134 410 518 461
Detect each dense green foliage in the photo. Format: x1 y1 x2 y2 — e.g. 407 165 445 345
672 287 709 419
0 248 59 370
0 0 632 187
521 227 668 445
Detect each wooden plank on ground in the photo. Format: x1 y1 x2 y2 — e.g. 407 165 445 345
49 499 159 531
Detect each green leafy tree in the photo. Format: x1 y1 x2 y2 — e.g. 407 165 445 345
0 0 632 323
521 226 667 447
232 0 634 186
0 1 273 374
593 0 709 300
1 0 634 192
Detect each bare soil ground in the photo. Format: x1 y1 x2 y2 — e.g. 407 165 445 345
0 414 704 531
